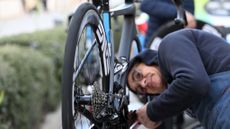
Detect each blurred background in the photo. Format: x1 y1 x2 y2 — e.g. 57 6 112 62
0 0 229 129
0 0 83 129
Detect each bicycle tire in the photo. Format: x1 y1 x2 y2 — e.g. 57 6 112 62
62 3 111 129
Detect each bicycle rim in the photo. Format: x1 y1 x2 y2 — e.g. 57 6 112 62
62 3 110 129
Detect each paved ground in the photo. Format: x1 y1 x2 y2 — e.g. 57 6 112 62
40 104 62 129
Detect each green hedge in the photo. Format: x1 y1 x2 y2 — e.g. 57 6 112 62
0 27 66 129
0 56 18 129
0 27 66 81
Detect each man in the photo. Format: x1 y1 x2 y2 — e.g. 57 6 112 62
127 29 230 129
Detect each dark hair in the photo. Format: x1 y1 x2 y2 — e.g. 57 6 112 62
127 49 158 73
126 49 159 94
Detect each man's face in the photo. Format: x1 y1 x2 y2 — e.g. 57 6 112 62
128 63 166 95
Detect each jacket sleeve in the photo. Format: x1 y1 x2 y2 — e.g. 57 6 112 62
146 29 210 121
183 0 195 14
140 0 194 19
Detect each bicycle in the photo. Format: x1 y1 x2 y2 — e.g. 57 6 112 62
62 0 142 129
61 0 187 129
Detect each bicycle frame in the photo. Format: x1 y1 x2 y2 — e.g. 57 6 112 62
113 1 141 90
97 0 142 110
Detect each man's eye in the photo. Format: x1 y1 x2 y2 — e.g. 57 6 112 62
134 72 143 81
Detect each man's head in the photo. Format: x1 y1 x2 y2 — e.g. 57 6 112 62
127 49 167 95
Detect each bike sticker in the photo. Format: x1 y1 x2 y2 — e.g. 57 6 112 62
96 22 111 76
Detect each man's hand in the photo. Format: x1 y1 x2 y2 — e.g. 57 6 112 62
185 11 196 28
136 103 161 129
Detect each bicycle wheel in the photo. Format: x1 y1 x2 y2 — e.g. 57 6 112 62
62 3 111 129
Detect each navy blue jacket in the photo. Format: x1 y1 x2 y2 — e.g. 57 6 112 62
140 0 194 44
135 29 230 121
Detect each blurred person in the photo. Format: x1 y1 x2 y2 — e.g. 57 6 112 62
127 29 230 129
41 0 47 11
140 0 196 46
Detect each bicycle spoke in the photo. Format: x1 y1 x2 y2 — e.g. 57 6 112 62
73 39 97 82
